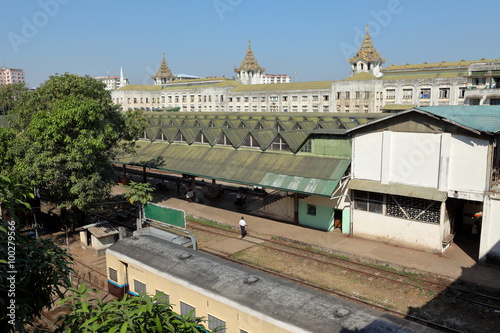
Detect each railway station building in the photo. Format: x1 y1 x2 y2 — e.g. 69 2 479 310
114 105 500 265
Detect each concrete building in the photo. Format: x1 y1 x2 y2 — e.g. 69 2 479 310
105 231 439 333
111 26 499 115
94 67 129 90
0 67 25 85
263 74 291 84
347 105 500 263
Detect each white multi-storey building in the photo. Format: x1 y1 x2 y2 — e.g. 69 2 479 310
0 67 25 85
94 67 128 90
263 74 291 84
111 26 500 114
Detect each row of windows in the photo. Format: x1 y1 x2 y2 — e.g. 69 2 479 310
228 95 330 103
158 95 332 104
336 91 371 99
353 190 441 224
385 87 466 100
107 270 254 333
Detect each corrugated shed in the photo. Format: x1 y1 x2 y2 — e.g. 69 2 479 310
117 142 350 196
86 222 119 238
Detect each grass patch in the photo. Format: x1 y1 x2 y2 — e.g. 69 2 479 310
187 216 235 230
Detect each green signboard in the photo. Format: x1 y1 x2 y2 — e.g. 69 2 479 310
144 203 186 229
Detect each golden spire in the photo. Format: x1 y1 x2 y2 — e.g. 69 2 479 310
349 24 385 63
151 53 177 82
234 40 265 73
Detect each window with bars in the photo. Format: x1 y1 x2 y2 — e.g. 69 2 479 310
402 89 413 99
300 140 312 153
155 290 169 304
133 279 146 295
180 301 196 319
386 195 440 223
385 89 396 100
420 88 431 99
353 191 383 214
208 314 226 332
439 88 450 99
108 267 117 282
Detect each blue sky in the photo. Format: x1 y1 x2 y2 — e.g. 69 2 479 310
2 0 500 88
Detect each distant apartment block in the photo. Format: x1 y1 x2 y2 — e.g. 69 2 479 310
263 74 291 84
0 67 25 85
94 76 129 90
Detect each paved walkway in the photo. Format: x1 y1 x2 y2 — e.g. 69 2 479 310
155 196 500 291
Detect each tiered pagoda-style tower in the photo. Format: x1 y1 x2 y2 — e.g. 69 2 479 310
152 53 178 85
234 41 266 85
348 24 385 78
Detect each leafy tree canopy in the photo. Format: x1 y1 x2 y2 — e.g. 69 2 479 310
56 284 212 333
0 83 28 115
8 73 146 208
0 176 74 333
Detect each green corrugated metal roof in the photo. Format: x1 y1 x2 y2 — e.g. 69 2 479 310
417 105 500 134
349 179 447 201
316 120 342 130
249 129 278 150
381 104 417 110
381 70 467 81
178 128 199 144
200 128 222 146
227 119 243 128
148 117 161 126
343 72 378 81
295 121 316 131
222 128 248 148
258 120 276 129
384 58 500 71
212 119 228 128
145 127 160 141
242 119 259 129
116 142 349 196
277 120 296 131
160 127 178 143
279 130 309 153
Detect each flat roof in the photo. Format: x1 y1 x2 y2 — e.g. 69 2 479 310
107 234 438 333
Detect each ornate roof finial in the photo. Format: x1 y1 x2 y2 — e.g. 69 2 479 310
151 52 177 83
348 23 385 64
234 40 265 73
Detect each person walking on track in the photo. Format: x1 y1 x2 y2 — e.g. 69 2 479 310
239 216 247 238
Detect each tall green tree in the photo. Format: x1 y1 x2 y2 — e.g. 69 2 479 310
8 73 146 210
0 175 74 333
0 83 28 115
123 181 154 228
56 284 212 333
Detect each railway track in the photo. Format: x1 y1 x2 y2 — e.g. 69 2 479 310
187 219 500 333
